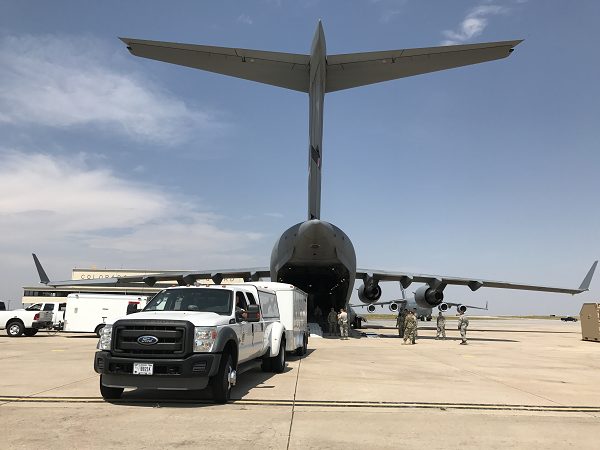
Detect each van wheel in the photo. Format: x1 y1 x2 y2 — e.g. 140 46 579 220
99 376 123 400
24 328 38 337
295 335 308 356
7 321 24 337
94 324 105 338
212 353 234 404
271 338 286 373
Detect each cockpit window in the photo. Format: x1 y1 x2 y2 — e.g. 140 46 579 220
143 289 233 315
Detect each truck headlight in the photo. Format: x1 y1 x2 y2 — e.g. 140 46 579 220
98 325 113 350
193 327 217 352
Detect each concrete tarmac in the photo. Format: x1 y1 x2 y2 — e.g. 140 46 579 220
1 318 599 449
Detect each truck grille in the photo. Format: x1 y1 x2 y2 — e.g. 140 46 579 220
112 320 193 358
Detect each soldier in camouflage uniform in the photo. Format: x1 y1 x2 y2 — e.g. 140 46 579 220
403 310 417 345
327 308 338 336
436 311 446 340
458 310 469 344
396 309 407 338
338 308 349 340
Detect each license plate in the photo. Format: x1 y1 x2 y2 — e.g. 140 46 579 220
133 363 153 375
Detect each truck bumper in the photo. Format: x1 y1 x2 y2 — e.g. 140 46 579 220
94 351 221 391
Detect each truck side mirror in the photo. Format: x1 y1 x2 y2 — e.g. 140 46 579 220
246 304 261 323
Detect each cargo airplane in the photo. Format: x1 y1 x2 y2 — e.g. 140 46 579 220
351 283 488 321
35 22 597 324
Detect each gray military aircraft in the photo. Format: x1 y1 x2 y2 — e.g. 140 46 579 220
352 284 488 321
35 22 597 324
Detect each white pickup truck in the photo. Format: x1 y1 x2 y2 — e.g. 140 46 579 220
94 284 287 403
0 305 54 337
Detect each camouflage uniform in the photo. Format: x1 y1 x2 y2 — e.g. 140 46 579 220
338 310 349 340
327 309 338 335
396 310 407 337
436 312 446 339
396 309 408 337
403 312 417 344
458 313 469 344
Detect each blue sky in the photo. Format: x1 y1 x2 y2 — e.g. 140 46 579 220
1 0 598 314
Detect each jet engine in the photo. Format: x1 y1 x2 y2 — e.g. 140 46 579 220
389 302 399 312
357 279 382 304
415 284 445 308
367 304 377 313
456 304 467 313
438 303 449 312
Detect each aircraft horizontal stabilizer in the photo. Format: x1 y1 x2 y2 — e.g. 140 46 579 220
119 38 310 92
326 40 522 92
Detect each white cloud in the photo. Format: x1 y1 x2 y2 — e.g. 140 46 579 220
0 149 264 264
0 34 224 145
237 14 254 25
380 9 402 23
441 4 508 45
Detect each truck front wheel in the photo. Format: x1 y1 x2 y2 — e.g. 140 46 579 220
6 321 24 337
212 353 235 404
99 376 123 400
271 338 286 373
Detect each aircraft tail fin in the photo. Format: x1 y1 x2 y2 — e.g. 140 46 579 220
120 38 310 92
325 40 522 92
578 261 598 291
32 253 50 284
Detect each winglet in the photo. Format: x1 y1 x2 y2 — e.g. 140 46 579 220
578 261 597 291
32 253 50 284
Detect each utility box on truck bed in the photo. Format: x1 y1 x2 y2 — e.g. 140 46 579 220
580 303 600 342
248 282 308 356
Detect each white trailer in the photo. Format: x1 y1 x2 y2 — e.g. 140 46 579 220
248 282 308 355
64 294 148 336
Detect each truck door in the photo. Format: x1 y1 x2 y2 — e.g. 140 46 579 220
246 292 264 357
235 291 253 362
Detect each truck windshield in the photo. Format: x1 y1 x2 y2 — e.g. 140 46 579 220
143 289 233 315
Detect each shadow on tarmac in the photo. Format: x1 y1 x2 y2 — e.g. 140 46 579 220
361 325 579 334
359 333 519 343
106 351 313 408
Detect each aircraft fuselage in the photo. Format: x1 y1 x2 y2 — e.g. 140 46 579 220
270 220 356 313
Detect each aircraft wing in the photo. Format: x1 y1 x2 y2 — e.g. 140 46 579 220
326 40 522 92
444 301 488 311
356 260 597 295
33 253 270 288
119 37 310 92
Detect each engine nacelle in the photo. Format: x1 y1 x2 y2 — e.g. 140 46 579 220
389 302 399 312
358 281 382 304
438 303 449 312
456 304 467 313
367 304 376 313
415 285 444 308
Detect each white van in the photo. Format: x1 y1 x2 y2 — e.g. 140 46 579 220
246 282 308 355
64 294 148 336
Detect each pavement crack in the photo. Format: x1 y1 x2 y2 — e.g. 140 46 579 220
286 356 302 450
